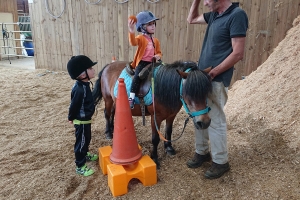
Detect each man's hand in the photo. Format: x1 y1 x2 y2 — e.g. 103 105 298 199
208 68 217 80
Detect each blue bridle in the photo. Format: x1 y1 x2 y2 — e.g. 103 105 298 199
179 68 211 117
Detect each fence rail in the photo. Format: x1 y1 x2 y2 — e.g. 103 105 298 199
0 38 33 41
2 22 31 25
0 53 33 57
1 46 34 49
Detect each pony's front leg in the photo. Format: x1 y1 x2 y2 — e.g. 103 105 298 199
164 115 176 155
150 117 162 169
103 101 114 139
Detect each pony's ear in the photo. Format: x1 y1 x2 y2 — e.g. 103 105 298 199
203 66 212 73
176 69 188 79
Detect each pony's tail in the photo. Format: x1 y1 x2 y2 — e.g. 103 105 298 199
92 64 108 106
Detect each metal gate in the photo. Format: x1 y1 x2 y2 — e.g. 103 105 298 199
1 15 33 62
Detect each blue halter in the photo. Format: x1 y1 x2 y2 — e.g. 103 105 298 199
179 68 211 117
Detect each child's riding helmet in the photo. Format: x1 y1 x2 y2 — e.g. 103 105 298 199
136 11 159 33
67 55 97 79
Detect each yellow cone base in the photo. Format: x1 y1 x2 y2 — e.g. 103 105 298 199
99 146 157 197
99 146 112 175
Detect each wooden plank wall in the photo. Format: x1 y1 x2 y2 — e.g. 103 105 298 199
0 0 22 59
25 0 300 84
17 0 29 14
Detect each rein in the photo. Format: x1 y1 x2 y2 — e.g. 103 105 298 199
152 66 210 142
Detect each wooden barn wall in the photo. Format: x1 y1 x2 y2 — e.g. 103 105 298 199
0 0 17 15
27 0 300 84
0 0 21 59
0 0 18 25
17 0 29 14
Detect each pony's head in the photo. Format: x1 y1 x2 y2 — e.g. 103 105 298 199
154 61 212 129
176 62 212 129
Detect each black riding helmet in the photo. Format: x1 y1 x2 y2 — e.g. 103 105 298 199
67 55 97 80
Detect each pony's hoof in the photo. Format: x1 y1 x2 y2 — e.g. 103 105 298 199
105 132 113 140
154 159 160 169
165 146 176 155
151 156 160 169
156 162 160 169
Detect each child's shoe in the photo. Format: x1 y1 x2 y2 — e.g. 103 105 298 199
129 97 135 109
76 164 94 176
86 152 98 161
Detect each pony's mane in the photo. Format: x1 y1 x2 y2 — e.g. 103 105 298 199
154 61 212 112
183 66 212 102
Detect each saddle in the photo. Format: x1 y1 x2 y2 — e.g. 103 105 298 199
125 62 152 98
125 62 154 126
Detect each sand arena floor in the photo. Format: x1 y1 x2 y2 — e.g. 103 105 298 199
1 17 300 200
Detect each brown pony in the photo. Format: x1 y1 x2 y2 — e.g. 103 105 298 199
92 60 212 167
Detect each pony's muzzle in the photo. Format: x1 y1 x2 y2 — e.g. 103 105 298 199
193 117 211 129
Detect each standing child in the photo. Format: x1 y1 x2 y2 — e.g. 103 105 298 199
67 55 99 176
128 10 162 109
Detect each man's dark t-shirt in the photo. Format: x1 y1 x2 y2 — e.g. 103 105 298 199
198 4 248 87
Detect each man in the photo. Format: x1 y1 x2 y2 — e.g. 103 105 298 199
187 0 248 179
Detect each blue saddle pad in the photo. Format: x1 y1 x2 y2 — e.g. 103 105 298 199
113 68 153 106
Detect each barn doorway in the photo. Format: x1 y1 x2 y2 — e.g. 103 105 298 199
0 0 34 68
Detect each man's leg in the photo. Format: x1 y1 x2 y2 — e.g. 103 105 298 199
205 81 230 179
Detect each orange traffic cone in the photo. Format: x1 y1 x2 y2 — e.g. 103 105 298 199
109 78 142 165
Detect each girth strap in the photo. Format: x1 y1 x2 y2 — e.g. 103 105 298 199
139 97 146 126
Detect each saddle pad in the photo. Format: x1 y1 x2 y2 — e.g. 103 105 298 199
113 68 153 106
